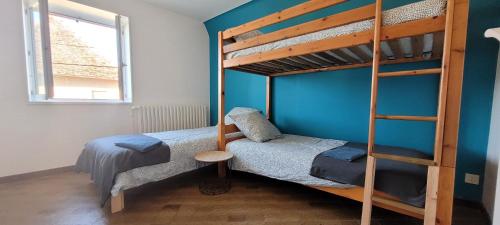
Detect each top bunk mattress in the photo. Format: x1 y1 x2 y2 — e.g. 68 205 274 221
226 134 354 188
226 0 447 60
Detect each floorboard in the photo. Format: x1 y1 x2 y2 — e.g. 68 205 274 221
0 167 490 225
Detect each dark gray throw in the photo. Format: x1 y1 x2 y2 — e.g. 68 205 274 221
321 145 366 162
310 142 430 207
75 135 170 205
115 135 162 152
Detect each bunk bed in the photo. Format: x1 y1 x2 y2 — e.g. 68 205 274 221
217 0 469 225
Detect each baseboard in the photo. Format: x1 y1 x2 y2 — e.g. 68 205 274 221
0 166 75 184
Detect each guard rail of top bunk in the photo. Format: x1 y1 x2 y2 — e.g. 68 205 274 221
219 0 446 77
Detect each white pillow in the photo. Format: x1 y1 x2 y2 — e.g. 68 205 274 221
234 30 263 42
224 107 260 125
229 111 281 143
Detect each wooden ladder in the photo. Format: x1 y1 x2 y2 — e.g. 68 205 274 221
360 0 455 224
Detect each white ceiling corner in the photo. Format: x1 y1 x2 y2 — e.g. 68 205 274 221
139 0 251 21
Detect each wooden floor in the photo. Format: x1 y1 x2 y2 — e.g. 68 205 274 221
0 167 490 225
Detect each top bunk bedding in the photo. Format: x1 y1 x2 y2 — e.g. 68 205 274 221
226 0 447 60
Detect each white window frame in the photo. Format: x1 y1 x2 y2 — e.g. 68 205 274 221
22 0 132 104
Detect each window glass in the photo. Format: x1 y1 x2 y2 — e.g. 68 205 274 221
49 13 120 100
22 0 132 103
25 0 46 97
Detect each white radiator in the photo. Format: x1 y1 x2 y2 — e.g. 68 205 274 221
132 105 209 133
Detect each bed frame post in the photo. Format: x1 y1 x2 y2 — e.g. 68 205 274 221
217 31 227 177
111 191 124 213
436 0 469 224
266 76 272 120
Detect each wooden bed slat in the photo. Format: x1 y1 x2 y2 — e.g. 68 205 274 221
375 114 438 122
265 61 302 71
333 49 359 64
232 67 268 75
372 196 425 217
276 58 311 70
277 57 314 70
432 32 445 59
348 46 372 63
243 65 275 74
223 3 375 53
290 56 323 68
224 16 446 68
317 52 344 65
412 35 425 58
252 63 284 73
302 54 333 67
222 0 346 39
378 68 442 77
388 39 404 59
270 56 440 77
371 153 437 166
257 62 288 71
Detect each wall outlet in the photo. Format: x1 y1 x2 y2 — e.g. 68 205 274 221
465 173 480 185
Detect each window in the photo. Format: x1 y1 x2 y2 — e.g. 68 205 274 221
22 0 132 103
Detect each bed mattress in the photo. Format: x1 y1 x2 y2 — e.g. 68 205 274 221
111 126 225 196
226 0 447 60
227 134 354 188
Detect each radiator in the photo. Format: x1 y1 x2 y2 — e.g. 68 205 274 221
132 105 209 133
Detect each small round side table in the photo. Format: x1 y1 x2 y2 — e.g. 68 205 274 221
194 150 234 195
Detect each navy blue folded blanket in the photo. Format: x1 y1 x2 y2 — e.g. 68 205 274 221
321 145 366 162
75 135 170 206
115 135 162 152
310 142 430 208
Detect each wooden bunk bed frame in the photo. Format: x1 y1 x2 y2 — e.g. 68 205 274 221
216 0 469 225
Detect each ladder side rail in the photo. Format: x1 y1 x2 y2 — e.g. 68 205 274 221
424 1 457 225
433 0 456 165
360 0 383 224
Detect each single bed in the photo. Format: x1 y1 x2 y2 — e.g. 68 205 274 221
227 134 352 188
111 126 236 196
77 126 240 213
226 134 430 208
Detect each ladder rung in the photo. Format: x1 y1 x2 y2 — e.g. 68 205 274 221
372 195 425 217
371 153 437 166
376 115 437 122
378 68 442 77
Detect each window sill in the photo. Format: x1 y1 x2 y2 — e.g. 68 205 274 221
28 98 133 105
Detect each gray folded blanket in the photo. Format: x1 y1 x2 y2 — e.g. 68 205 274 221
115 135 162 152
320 145 367 162
75 135 170 206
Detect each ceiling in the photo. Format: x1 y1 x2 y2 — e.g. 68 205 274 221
140 0 251 22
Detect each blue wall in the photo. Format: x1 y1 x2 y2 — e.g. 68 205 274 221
205 0 500 202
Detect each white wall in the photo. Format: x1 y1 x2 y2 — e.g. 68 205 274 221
484 47 500 220
0 0 209 177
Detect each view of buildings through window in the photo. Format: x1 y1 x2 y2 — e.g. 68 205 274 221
24 0 130 102
48 13 120 100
